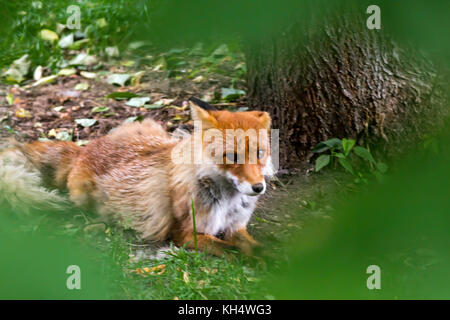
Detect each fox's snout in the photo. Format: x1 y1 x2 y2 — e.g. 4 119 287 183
225 167 267 196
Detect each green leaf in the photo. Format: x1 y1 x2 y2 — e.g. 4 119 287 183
68 38 90 50
96 18 108 28
124 115 143 123
75 119 97 127
153 57 167 71
312 138 342 153
6 93 14 105
221 88 245 101
126 97 150 108
342 138 356 156
106 92 139 100
315 155 330 172
311 142 331 153
353 146 375 164
32 75 57 87
323 138 343 149
40 29 59 42
334 153 345 159
376 162 389 173
338 157 354 174
3 54 31 83
91 106 110 113
212 44 230 57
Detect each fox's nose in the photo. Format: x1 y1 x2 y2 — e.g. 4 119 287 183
252 183 264 194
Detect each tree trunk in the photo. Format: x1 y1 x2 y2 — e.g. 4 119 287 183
245 8 445 168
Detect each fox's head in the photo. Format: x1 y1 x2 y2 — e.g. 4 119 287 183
189 97 275 196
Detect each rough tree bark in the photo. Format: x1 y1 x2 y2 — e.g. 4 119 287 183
245 7 445 168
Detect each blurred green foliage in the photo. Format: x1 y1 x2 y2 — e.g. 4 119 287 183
0 206 120 299
1 0 449 68
265 127 450 299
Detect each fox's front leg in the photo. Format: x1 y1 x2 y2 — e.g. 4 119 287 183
174 233 235 257
225 228 261 255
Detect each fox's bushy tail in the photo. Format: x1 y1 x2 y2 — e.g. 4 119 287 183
0 140 80 213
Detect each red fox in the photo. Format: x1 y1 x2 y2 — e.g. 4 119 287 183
0 98 274 256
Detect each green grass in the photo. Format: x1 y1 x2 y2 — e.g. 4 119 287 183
3 203 270 300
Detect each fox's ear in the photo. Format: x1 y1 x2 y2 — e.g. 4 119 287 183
189 102 218 129
256 111 271 129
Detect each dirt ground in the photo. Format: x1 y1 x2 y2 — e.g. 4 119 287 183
0 65 247 142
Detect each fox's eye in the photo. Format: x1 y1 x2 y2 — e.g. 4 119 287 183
257 150 266 159
225 153 238 164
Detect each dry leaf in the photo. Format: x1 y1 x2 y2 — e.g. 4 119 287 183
135 264 166 276
16 108 32 118
182 270 190 284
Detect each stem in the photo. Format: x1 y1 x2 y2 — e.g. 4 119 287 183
191 198 197 252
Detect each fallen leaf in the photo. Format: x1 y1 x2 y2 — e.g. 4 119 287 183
153 57 167 71
91 106 109 113
40 29 59 42
3 54 30 83
68 53 97 66
126 97 150 107
53 106 65 112
123 116 143 123
135 264 166 276
193 75 205 83
80 71 96 79
221 88 245 101
58 68 77 76
33 66 43 80
48 129 72 141
155 98 175 106
120 60 135 67
105 46 120 58
68 38 90 50
32 75 58 87
212 44 229 57
75 118 97 127
58 33 74 48
74 82 89 91
131 71 145 86
182 271 190 284
106 73 131 86
16 108 32 118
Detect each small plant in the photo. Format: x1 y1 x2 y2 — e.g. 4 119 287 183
312 138 388 182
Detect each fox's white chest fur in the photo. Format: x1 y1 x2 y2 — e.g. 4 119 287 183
195 175 258 236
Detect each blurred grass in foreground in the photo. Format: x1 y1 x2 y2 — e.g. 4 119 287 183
0 206 120 299
265 126 450 299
